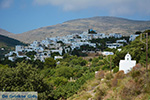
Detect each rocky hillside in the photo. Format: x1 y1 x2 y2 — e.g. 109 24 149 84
2 16 150 43
16 16 150 43
68 67 150 100
0 28 14 37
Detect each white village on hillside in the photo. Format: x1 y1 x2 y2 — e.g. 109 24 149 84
5 29 139 71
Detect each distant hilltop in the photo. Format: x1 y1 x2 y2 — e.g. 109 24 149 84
1 16 150 43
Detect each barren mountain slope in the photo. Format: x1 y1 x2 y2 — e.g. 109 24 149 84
9 16 150 43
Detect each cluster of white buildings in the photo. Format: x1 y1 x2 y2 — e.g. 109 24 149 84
5 30 139 62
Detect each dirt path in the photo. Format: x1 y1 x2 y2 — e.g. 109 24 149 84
87 82 101 99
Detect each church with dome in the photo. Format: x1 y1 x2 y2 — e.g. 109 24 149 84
119 53 136 74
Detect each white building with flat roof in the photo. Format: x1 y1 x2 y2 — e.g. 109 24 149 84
15 45 24 52
102 51 114 56
129 34 139 41
106 43 123 49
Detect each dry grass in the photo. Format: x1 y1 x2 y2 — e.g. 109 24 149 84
68 67 150 100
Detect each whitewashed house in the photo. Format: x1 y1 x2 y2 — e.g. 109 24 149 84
97 33 106 38
41 38 51 47
51 47 63 55
30 41 40 48
116 39 127 43
106 43 123 49
119 53 136 74
102 51 114 56
8 57 16 62
54 56 63 60
114 33 122 38
117 48 122 52
35 46 44 52
15 45 25 52
5 51 16 57
109 33 122 38
129 34 139 41
24 47 34 52
88 34 93 40
34 52 51 62
80 33 88 41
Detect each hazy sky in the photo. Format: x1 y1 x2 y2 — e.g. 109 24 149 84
0 0 150 34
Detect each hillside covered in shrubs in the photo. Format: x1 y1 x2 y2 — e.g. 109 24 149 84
69 65 150 100
69 31 150 100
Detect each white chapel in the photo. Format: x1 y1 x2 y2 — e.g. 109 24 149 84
119 53 136 74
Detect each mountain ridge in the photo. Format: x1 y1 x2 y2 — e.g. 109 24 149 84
1 16 150 43
0 28 15 37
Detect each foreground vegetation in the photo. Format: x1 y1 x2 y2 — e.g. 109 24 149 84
69 66 150 100
0 54 100 99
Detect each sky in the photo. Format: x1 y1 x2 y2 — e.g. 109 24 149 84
0 0 150 34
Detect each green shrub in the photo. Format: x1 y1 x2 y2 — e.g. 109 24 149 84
89 58 92 62
98 61 104 66
101 65 109 70
99 55 103 59
113 66 119 73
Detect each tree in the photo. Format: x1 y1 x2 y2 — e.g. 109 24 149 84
62 49 66 55
0 62 54 99
135 31 142 35
52 77 68 87
63 53 70 59
44 58 56 68
26 51 36 60
33 59 44 69
51 52 60 58
144 30 150 35
71 48 87 57
55 66 73 79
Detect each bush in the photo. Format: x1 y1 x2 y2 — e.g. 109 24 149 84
113 66 119 73
94 87 106 100
89 58 92 62
94 82 109 100
120 79 142 100
101 65 109 70
95 70 104 79
111 78 118 87
131 70 141 78
53 77 68 87
111 70 125 87
44 58 56 68
98 61 104 66
105 73 113 80
0 62 54 99
55 66 73 79
115 70 125 79
99 55 103 59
